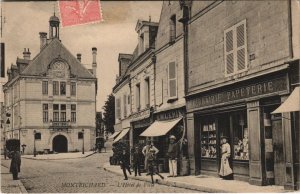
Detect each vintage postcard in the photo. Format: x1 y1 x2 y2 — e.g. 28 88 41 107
0 0 299 193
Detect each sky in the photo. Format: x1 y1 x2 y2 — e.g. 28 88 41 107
1 1 162 111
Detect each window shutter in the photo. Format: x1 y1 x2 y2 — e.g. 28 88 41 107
168 62 177 98
225 29 234 75
123 95 127 117
116 98 121 119
236 22 247 71
224 20 247 76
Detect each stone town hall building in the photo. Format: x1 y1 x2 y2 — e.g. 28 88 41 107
2 14 97 154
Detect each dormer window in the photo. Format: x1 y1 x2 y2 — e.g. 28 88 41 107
170 15 176 43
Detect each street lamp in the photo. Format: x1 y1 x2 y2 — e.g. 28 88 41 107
82 129 85 154
33 130 36 157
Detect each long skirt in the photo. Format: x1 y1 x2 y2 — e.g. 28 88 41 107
219 157 232 177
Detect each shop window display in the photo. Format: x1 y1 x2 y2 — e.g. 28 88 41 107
233 113 249 160
201 121 217 158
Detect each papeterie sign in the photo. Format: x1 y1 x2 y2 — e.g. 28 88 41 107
187 76 288 110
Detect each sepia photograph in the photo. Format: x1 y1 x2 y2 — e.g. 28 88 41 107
0 0 299 193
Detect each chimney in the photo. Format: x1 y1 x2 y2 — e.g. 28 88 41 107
92 47 97 77
23 48 31 60
39 32 47 50
77 53 82 62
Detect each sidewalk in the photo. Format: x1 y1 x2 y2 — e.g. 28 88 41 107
103 163 286 193
22 151 96 160
1 165 27 193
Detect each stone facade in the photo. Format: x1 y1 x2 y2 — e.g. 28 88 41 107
2 14 97 155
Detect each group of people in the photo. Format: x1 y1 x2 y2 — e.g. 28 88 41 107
119 135 234 183
119 135 180 184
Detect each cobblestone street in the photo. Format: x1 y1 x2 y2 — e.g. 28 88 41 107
1 153 197 193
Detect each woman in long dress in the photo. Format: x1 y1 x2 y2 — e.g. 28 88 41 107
219 136 233 179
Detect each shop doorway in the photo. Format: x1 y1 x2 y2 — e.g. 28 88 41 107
52 135 68 153
263 103 285 186
271 115 285 185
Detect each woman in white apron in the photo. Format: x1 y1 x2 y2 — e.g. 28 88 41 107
219 136 233 179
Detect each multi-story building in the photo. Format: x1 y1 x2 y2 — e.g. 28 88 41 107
3 14 97 154
112 19 158 148
140 1 187 172
185 0 299 190
112 54 132 144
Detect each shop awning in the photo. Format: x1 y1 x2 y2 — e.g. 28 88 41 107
108 131 121 139
113 128 130 143
272 86 300 114
140 117 182 137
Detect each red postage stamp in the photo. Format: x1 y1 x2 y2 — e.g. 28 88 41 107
59 0 103 27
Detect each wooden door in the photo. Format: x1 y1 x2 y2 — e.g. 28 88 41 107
271 115 285 186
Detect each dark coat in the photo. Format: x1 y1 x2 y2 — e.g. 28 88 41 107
119 152 130 167
132 151 143 164
10 151 21 173
167 142 179 160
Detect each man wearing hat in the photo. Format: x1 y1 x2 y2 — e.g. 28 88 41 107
167 135 179 177
142 139 158 174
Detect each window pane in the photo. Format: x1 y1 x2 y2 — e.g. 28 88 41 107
78 132 83 139
71 104 76 111
169 62 176 79
53 112 59 121
53 81 59 95
233 111 249 160
53 104 59 110
201 119 217 158
61 112 66 121
71 112 76 122
169 79 177 98
60 82 66 95
61 104 66 110
42 81 48 95
43 104 48 110
71 82 76 96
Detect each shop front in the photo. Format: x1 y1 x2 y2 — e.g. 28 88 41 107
129 108 153 149
140 107 187 173
186 70 298 187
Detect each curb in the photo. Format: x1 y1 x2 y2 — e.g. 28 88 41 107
21 152 96 160
103 166 227 193
1 165 28 193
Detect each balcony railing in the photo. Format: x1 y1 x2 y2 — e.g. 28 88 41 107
49 120 71 129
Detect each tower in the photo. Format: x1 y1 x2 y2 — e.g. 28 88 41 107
49 13 60 39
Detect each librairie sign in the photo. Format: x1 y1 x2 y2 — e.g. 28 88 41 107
187 76 288 110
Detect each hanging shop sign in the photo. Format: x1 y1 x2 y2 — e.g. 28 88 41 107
187 75 288 110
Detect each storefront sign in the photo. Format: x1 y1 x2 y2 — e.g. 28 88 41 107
187 76 288 110
156 109 184 121
130 108 151 122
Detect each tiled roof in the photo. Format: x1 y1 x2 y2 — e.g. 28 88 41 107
21 39 95 79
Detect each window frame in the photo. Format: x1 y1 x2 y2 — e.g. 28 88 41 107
35 132 41 140
42 103 48 123
144 77 150 108
135 83 141 111
167 61 178 101
53 81 59 96
71 104 76 123
71 82 76 96
224 19 248 77
42 81 48 95
60 81 66 96
169 14 176 43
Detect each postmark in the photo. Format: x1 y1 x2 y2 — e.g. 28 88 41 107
59 0 103 27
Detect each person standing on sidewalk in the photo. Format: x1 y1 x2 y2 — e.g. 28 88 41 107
148 145 164 184
119 148 131 180
132 145 143 176
9 146 21 180
167 135 179 177
142 139 158 175
219 136 233 180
